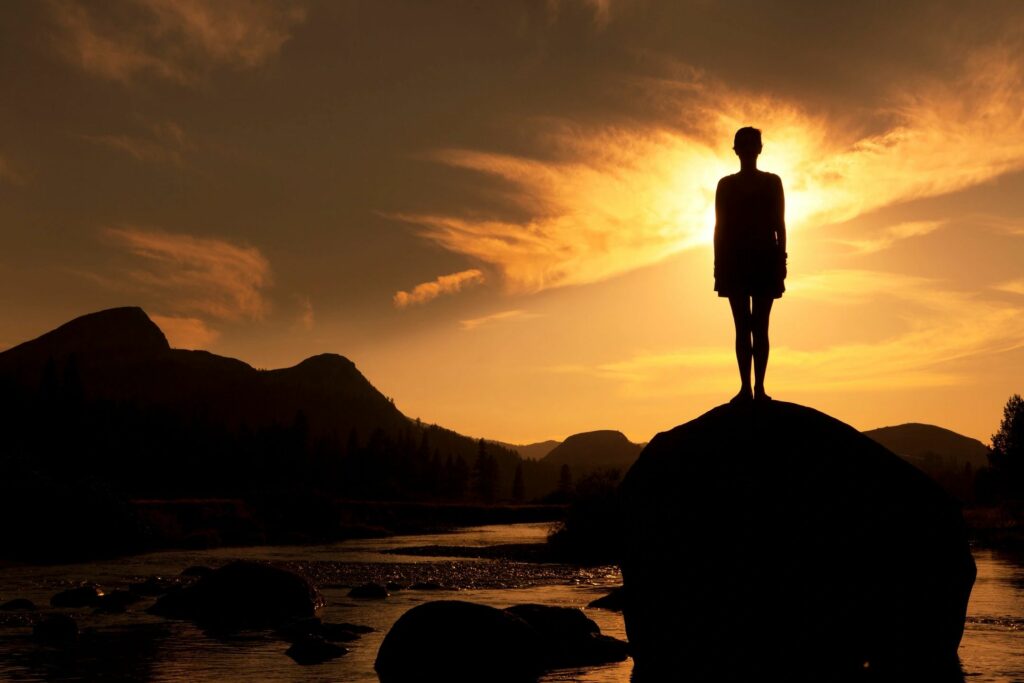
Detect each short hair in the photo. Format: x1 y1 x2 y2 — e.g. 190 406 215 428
733 126 762 151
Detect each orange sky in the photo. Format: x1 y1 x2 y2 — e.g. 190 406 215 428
2 1 1023 444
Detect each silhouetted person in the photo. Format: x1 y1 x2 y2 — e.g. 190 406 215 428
714 127 786 402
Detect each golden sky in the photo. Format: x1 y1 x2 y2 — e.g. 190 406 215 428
2 1 1023 444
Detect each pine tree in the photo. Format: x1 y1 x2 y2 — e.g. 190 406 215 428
558 463 573 496
474 438 498 503
990 394 1024 498
512 462 526 502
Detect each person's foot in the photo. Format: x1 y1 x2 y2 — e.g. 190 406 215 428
754 387 772 401
730 387 753 403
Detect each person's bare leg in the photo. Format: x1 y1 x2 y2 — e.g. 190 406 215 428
728 296 753 402
752 296 774 400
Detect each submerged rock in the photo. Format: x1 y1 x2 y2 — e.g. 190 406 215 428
587 587 624 612
409 581 445 591
149 560 323 629
375 600 544 683
94 589 141 613
348 582 389 599
505 603 629 668
0 598 36 611
276 617 364 643
285 634 349 665
51 584 104 608
620 401 976 681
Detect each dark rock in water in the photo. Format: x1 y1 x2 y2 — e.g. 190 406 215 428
32 614 78 643
149 560 324 629
51 584 104 608
276 617 363 643
94 589 141 613
180 565 214 578
375 600 545 683
587 587 624 612
619 401 977 681
0 598 36 611
386 581 406 592
409 581 445 591
319 622 363 642
285 634 349 665
505 603 629 668
348 582 389 599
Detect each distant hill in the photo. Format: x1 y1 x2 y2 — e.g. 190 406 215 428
0 307 522 497
541 430 643 472
0 307 408 441
863 423 990 472
863 423 990 502
492 439 561 461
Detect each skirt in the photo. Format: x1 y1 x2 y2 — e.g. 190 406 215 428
714 247 786 299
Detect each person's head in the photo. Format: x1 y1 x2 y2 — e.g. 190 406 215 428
733 127 762 162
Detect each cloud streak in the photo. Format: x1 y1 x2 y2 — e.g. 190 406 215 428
833 220 945 255
50 0 306 84
103 226 272 321
84 121 193 166
393 269 485 308
396 47 1024 295
460 309 534 330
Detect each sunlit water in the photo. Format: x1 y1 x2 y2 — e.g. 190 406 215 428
0 524 1021 682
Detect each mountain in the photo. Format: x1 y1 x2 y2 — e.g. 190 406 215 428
863 423 990 472
0 307 407 440
0 307 521 497
492 439 561 461
541 430 643 471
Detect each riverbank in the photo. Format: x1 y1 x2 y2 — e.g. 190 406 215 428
2 499 567 566
964 503 1024 551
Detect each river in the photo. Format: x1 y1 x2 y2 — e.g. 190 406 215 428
0 523 1021 682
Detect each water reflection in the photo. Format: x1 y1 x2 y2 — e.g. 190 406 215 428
0 528 1021 683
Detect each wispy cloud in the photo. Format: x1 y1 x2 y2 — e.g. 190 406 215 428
103 226 272 321
396 48 1024 295
84 121 193 166
554 269 1024 396
460 309 534 330
393 269 485 308
150 314 219 349
50 0 306 84
995 278 1024 296
834 220 944 255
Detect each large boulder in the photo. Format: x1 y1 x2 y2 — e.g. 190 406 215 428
620 401 976 681
375 601 545 683
148 560 323 629
505 603 629 668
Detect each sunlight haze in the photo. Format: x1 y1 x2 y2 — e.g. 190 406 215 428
2 0 1023 444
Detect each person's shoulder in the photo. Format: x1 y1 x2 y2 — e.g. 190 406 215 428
717 173 739 187
760 170 783 185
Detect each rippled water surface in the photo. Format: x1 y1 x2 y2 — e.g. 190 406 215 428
0 524 1021 682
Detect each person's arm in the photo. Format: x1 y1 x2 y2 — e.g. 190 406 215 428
775 174 787 254
714 178 725 277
